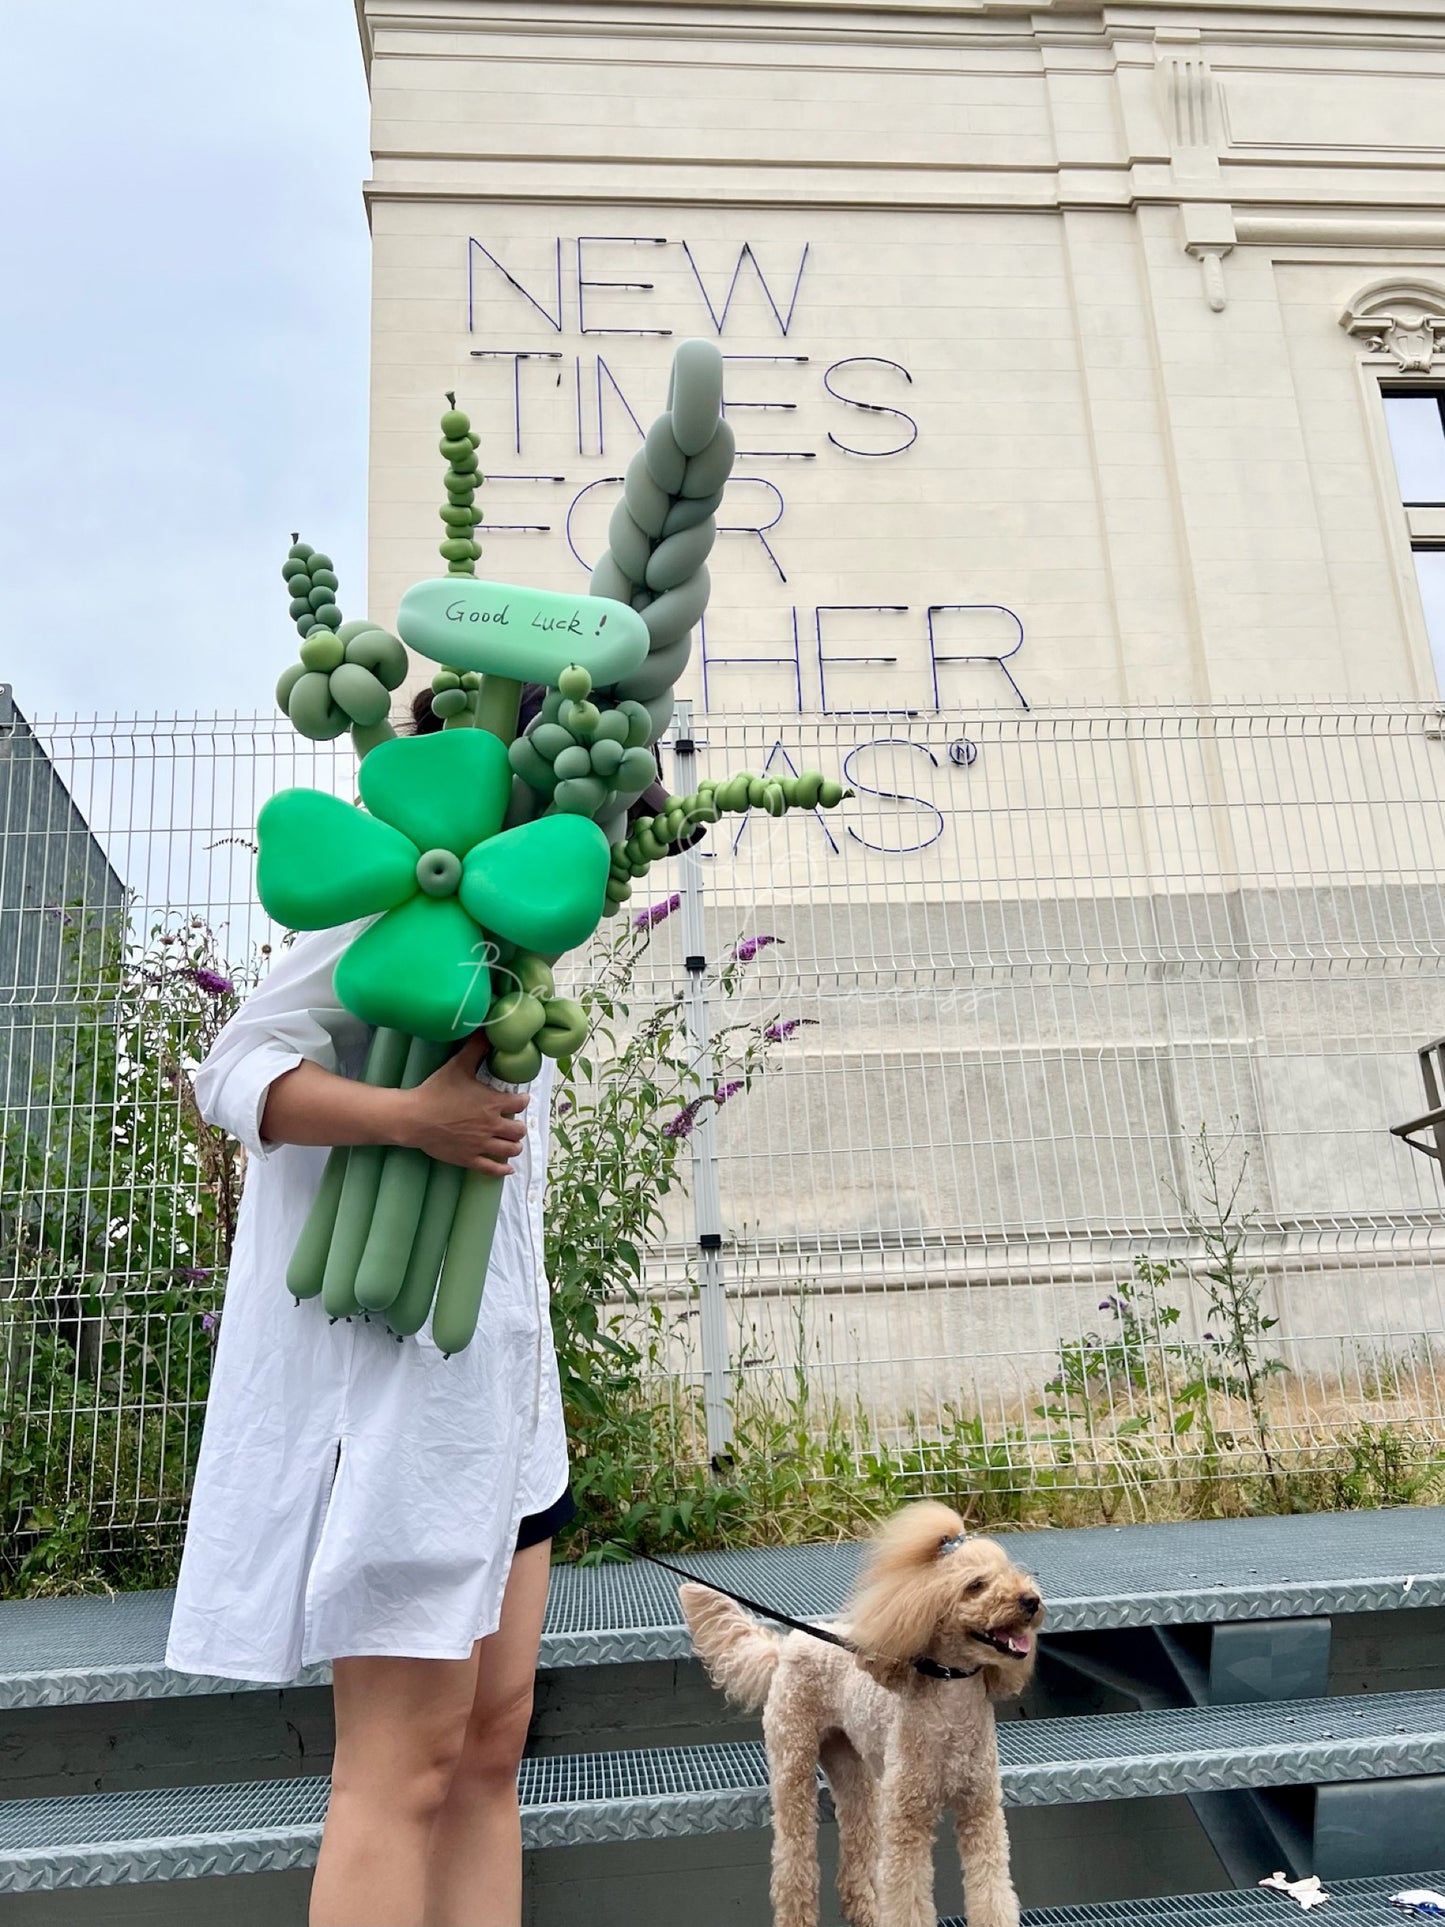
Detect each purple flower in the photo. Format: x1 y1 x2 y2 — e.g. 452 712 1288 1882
188 967 233 997
1098 1297 1119 1313
664 1101 701 1140
201 1311 219 1335
185 1267 212 1282
634 893 682 931
732 934 780 964
714 1079 745 1107
555 1097 573 1117
763 1018 813 1044
1203 1331 1216 1342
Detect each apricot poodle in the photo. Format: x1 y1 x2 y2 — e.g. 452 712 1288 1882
681 1502 1043 1927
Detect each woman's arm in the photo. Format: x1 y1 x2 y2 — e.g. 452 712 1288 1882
261 1033 528 1177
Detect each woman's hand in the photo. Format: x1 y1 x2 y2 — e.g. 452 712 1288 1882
396 1033 529 1175
260 1034 529 1175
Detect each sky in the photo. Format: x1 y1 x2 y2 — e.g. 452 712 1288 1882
0 1 372 720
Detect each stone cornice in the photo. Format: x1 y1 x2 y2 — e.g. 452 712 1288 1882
362 161 1445 217
356 0 1445 72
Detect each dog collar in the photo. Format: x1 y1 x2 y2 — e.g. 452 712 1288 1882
911 1655 983 1681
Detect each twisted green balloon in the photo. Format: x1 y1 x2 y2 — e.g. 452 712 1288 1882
589 338 735 765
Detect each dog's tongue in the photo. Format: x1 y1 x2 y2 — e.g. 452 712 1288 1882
1004 1633 1031 1656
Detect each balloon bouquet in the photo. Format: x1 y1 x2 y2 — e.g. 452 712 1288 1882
257 339 848 1355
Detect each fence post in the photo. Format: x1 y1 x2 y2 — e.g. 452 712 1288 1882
670 700 734 1461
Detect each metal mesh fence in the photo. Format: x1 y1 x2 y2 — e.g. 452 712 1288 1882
3 698 1445 1565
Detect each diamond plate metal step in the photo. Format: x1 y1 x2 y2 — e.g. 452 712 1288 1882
3 1692 1445 1892
1001 1868 1445 1924
4 1506 1443 1706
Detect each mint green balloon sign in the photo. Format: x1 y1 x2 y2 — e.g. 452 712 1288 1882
397 578 649 685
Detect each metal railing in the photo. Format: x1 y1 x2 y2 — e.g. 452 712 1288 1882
4 700 1445 1558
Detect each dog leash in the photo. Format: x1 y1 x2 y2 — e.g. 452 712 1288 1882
612 1543 983 1682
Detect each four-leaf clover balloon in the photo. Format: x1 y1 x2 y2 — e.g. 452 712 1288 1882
257 729 611 1041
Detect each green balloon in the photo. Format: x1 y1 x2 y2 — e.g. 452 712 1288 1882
343 626 408 690
300 632 344 673
431 1171 505 1355
351 719 396 757
286 670 350 740
643 414 687 493
681 419 736 500
354 1037 450 1312
508 736 558 794
489 1041 543 1084
552 774 609 816
539 996 587 1052
286 1146 348 1299
359 726 511 859
386 1158 463 1337
459 814 609 955
330 662 391 729
486 988 545 1053
645 518 717 594
334 894 495 1043
670 338 725 456
396 577 649 686
528 722 573 763
258 788 418 929
513 953 556 999
275 661 305 711
661 488 723 537
618 745 659 790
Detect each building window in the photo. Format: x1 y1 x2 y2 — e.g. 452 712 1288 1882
1383 391 1445 690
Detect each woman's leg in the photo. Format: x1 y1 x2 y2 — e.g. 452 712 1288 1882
425 1537 553 1927
310 1648 480 1927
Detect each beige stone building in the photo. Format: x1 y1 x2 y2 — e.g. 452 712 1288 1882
356 0 1445 1455
359 0 1445 713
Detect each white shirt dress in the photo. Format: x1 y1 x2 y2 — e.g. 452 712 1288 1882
164 921 569 1682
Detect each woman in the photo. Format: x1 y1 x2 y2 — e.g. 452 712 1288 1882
167 685 676 1925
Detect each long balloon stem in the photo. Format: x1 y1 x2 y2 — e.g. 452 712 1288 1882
475 674 521 746
319 1026 411 1320
354 1037 449 1312
431 1166 508 1357
286 1146 349 1299
386 1157 465 1337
